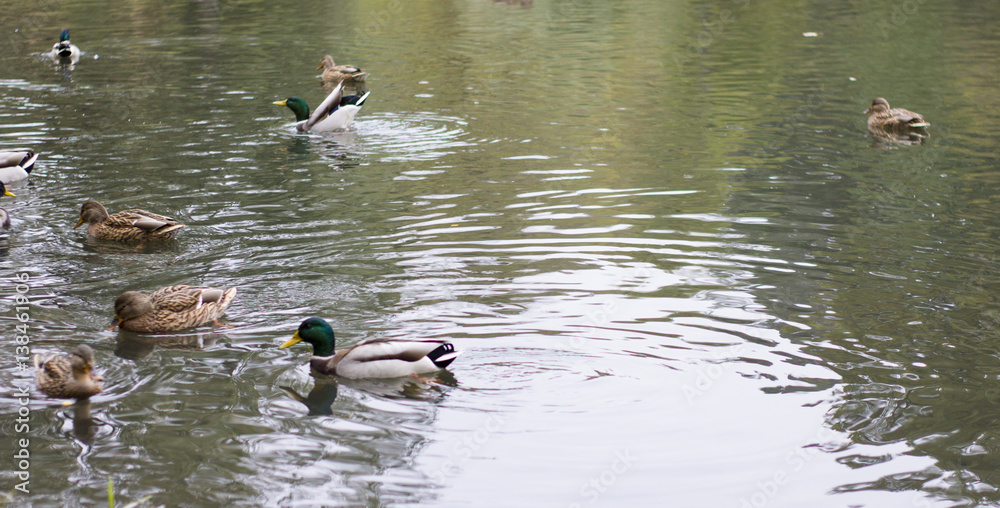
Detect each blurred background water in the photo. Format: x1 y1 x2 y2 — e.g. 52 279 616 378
1 0 999 506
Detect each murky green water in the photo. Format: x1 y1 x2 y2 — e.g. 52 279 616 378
1 0 1000 506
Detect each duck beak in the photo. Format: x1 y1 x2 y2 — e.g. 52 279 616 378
279 331 303 349
863 107 872 114
74 217 85 229
3 189 13 197
316 64 324 70
273 100 288 106
107 316 122 331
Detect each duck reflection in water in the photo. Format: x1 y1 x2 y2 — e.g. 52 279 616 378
280 375 340 416
69 399 99 443
868 125 929 148
274 135 366 171
114 332 220 361
80 236 184 255
281 370 459 415
339 370 459 400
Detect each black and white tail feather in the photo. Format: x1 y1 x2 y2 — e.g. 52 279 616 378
427 342 461 369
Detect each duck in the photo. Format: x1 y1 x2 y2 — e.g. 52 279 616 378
0 151 39 184
110 285 237 333
34 345 104 399
317 55 369 85
74 200 185 242
0 181 14 230
274 81 371 133
865 98 930 131
869 126 929 147
50 29 80 64
279 317 462 379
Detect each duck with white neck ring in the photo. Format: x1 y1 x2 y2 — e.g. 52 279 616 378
280 317 462 380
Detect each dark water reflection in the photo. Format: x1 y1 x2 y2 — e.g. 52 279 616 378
0 0 999 506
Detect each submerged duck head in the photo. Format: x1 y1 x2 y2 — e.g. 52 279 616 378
273 97 311 122
280 317 336 356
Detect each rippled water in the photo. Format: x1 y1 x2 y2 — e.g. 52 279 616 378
1 0 1000 506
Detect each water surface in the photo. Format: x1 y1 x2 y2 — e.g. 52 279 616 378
1 0 1000 506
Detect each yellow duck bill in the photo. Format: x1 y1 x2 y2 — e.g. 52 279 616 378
279 332 302 349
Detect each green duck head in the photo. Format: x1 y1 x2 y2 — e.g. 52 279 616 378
59 29 71 42
280 317 336 356
273 97 311 122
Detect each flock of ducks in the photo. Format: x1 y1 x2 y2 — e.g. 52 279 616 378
23 30 461 403
20 29 935 402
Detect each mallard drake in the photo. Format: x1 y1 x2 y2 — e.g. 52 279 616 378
110 285 237 333
317 55 369 84
74 200 185 242
279 317 462 379
0 181 14 229
50 29 80 64
0 151 39 184
34 345 104 399
274 81 371 133
865 98 930 131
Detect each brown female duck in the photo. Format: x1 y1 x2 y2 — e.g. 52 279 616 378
74 200 185 242
0 181 14 229
317 55 369 85
34 344 104 399
111 285 237 333
865 98 930 131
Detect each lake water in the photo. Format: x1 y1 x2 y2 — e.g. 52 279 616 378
2 0 1000 506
